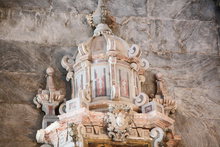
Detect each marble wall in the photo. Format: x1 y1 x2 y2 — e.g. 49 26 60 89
0 0 219 146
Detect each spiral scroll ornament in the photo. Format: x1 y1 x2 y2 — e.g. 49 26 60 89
140 58 149 70
150 127 164 147
134 93 149 106
128 44 141 58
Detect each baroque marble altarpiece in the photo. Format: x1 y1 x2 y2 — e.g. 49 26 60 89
33 0 181 147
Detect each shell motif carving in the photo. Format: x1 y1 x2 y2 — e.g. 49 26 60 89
134 93 149 106
104 104 133 141
128 44 141 58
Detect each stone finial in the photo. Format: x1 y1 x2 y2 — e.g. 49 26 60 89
33 67 65 109
33 67 65 128
86 0 115 28
46 66 55 91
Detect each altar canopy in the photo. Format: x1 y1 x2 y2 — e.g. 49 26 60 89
33 0 181 146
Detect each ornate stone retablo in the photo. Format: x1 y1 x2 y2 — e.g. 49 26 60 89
33 0 181 146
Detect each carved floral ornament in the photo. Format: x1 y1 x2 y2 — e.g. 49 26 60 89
104 104 133 142
33 0 181 146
